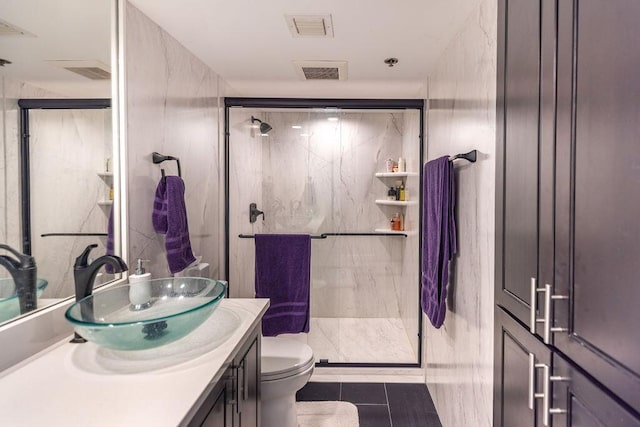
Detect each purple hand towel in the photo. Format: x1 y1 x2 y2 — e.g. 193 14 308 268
105 205 115 273
152 176 196 274
421 156 457 328
255 234 311 336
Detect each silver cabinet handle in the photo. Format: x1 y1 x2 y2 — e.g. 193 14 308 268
540 363 550 427
531 279 569 343
548 374 570 417
528 353 535 410
543 284 569 344
529 354 548 421
530 278 546 333
530 278 537 333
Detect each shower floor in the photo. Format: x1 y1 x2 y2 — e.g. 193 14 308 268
307 317 417 364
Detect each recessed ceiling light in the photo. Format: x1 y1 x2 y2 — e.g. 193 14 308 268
261 133 269 137
292 125 302 129
328 117 338 122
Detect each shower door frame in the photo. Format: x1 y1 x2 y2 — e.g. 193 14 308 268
224 97 424 368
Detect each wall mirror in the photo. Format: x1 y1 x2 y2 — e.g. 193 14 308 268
0 0 122 327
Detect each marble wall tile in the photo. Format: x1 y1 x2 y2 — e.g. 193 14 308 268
423 1 497 426
125 3 222 279
227 108 264 298
29 109 112 298
1 77 55 255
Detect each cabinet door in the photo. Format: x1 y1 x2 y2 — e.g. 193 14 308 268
236 335 260 427
495 307 552 427
551 355 640 427
201 380 233 427
496 0 555 335
187 368 234 427
554 0 640 412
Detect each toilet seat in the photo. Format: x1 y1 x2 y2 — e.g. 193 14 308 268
261 337 314 382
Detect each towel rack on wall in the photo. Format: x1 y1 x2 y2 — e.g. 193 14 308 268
450 149 477 163
238 232 407 239
152 152 182 181
41 233 108 237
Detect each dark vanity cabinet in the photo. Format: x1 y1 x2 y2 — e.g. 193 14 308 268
496 0 640 425
186 329 261 427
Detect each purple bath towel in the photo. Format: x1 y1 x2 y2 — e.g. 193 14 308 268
421 156 457 328
152 176 196 274
255 234 311 336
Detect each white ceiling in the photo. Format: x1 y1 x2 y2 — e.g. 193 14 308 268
0 0 111 98
129 0 481 98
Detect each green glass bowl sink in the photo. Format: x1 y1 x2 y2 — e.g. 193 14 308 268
0 278 48 322
65 277 226 351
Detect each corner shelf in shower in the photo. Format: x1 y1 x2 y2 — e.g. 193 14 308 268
97 172 114 179
375 199 417 206
374 172 418 178
97 200 113 207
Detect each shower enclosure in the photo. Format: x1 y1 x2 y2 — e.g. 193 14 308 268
226 98 423 367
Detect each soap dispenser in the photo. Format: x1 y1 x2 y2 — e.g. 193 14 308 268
129 259 152 310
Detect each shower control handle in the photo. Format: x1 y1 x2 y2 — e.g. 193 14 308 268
249 203 264 223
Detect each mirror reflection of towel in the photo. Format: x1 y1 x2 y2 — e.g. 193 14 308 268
152 176 196 274
105 205 115 274
421 156 457 328
255 234 311 336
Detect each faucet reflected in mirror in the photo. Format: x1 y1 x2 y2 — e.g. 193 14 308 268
70 244 128 344
0 244 38 315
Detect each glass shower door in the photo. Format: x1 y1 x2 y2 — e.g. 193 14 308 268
227 104 422 366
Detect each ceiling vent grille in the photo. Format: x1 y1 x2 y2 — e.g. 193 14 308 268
0 19 35 37
64 67 111 80
285 15 334 38
46 60 111 80
293 60 348 81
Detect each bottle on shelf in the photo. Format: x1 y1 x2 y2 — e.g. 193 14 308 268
396 181 402 201
398 157 406 172
399 183 406 201
392 212 403 231
387 186 397 201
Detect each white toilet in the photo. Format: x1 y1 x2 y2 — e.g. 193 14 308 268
260 336 315 427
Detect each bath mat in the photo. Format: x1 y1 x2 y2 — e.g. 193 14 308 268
297 401 360 427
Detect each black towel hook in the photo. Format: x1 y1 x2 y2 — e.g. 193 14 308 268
152 152 182 181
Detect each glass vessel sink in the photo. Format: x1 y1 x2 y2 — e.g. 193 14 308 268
65 277 226 351
0 278 48 322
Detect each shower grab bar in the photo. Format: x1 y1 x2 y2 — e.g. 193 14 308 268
238 232 407 239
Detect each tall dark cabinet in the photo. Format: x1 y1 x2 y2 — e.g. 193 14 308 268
495 0 640 425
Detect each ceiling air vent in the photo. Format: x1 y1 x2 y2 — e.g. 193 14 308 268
0 19 35 37
46 60 111 80
285 15 334 38
293 60 347 81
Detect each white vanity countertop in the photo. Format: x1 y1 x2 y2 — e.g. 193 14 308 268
0 298 269 427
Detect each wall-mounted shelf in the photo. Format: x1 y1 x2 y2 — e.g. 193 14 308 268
97 200 113 207
375 199 417 207
375 172 418 178
97 172 113 179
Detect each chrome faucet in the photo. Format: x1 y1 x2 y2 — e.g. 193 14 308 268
71 244 128 343
0 244 38 314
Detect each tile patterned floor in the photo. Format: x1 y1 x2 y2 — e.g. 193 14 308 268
296 382 443 427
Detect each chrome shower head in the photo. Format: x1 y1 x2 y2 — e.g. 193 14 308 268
251 116 272 134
